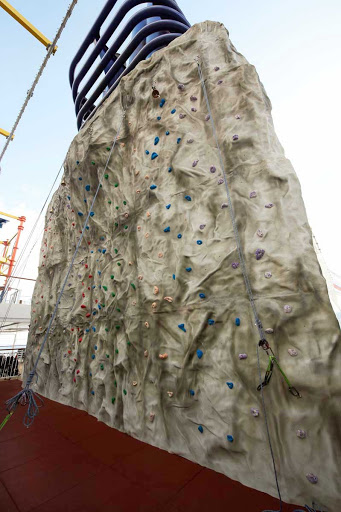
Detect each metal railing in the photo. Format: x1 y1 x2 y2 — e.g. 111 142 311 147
70 0 190 129
0 347 25 380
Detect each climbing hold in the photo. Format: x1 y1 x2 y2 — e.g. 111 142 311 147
177 234 182 239
179 113 186 119
239 353 247 360
178 83 185 90
185 195 191 201
100 364 104 370
111 397 115 404
187 138 194 144
255 249 265 260
256 229 264 238
78 212 83 216
199 224 206 230
191 107 197 112
177 137 181 144
235 114 241 119
151 152 158 160
114 183 119 187
264 271 272 279
186 267 192 272
208 319 215 325
149 412 155 422
192 159 199 167
210 165 216 173
159 98 165 107
297 429 307 439
232 134 239 141
166 131 170 135
154 136 159 145
145 150 150 155
284 305 292 313
226 382 234 389
197 349 203 359
104 174 109 179
214 66 220 71
227 435 234 443
85 185 90 191
189 389 195 396
231 262 239 269
265 203 274 208
190 95 197 101
171 108 176 114
157 116 161 121
235 318 240 326
221 203 228 209
251 408 259 417
103 285 108 291
164 296 173 302
288 348 298 356
172 274 175 280
91 354 95 359
199 293 205 299
218 178 224 185
198 425 204 433
168 167 172 172
265 328 273 334
78 177 83 181
306 474 318 484
178 323 186 332
159 353 168 360
144 322 149 328
131 283 136 290
197 240 203 245
205 114 210 121
91 390 95 395
150 184 157 190
164 226 170 232
217 80 223 85
123 389 127 395
111 292 115 297
250 191 257 198
90 212 95 217
132 381 137 386
166 204 171 209
167 391 174 397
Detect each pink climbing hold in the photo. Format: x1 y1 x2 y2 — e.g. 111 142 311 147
306 473 318 484
239 354 247 360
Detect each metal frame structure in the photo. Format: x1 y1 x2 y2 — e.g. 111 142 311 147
0 128 14 140
69 0 190 129
0 211 26 302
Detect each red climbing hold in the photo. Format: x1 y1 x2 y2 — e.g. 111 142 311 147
86 313 91 318
89 275 93 278
81 304 86 309
79 337 82 342
76 370 80 374
82 293 85 298
68 350 71 354
71 328 74 331
85 264 88 268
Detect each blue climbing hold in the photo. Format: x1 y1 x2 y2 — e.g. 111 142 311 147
92 311 97 315
151 152 158 160
177 137 181 144
84 199 87 203
92 285 95 288
185 195 191 201
85 185 90 191
94 345 98 350
67 196 71 200
78 177 82 181
166 204 171 209
178 323 186 332
157 116 161 121
199 293 206 299
92 327 96 332
102 249 106 254
76 160 79 165
172 274 176 280
98 304 102 310
186 267 192 272
91 390 95 395
78 212 83 216
90 211 95 217
154 137 159 145
86 226 89 230
168 167 172 172
91 354 95 359
227 435 234 443
89 372 92 376
164 226 170 232
166 131 170 135
190 389 195 396
98 249 101 253
171 108 176 114
160 98 165 107
197 240 203 245
226 382 234 389
198 425 203 433
197 349 203 359
208 319 215 325
150 184 157 190
98 271 101 276
235 317 241 326
177 234 182 239
86 329 90 333
145 150 149 155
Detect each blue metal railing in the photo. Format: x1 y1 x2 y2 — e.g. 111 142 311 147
69 0 191 129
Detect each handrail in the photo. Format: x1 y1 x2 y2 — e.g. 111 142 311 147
77 28 185 129
72 1 189 103
69 0 190 129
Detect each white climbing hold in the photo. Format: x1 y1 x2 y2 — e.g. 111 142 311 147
296 429 306 439
284 305 292 313
251 408 259 417
144 322 149 328
164 296 173 302
288 348 298 357
256 229 264 238
265 328 273 334
167 391 174 397
264 272 272 279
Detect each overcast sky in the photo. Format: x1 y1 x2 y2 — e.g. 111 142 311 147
0 0 340 305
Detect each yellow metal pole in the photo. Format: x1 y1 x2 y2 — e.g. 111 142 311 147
0 128 14 139
0 0 57 53
0 211 20 221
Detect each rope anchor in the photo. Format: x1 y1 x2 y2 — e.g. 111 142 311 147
257 340 301 398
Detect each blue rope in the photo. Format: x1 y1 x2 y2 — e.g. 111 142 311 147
196 60 283 512
4 111 125 428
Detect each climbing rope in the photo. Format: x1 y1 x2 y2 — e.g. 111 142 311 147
0 0 79 167
3 111 125 428
196 58 284 512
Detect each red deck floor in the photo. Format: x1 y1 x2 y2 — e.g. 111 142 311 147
0 380 302 512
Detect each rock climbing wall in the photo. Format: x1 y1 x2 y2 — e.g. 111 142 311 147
24 22 341 511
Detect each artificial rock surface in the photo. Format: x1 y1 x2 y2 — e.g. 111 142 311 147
24 22 341 511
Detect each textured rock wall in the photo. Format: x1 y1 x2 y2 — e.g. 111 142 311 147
25 22 341 511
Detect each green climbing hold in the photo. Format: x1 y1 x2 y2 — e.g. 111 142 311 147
103 286 108 291
91 161 95 165
116 206 119 210
114 380 117 387
105 328 109 332
114 183 119 187
116 308 121 312
108 200 112 204
123 389 127 395
127 341 131 346
124 225 128 230
111 397 116 403
115 325 120 330
123 201 127 205
117 262 121 266
111 293 116 298
101 304 105 308
110 275 114 279
114 249 118 254
100 184 102 188
115 223 118 227
115 349 119 355
106 354 109 358
100 364 104 370
131 283 136 290
106 146 111 151
104 174 109 179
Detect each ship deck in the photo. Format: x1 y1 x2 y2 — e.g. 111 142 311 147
0 380 301 512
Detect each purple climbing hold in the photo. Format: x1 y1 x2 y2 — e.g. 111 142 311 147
306 473 318 484
235 114 241 120
249 191 257 198
214 66 220 71
221 203 228 209
255 248 265 260
187 138 194 144
199 224 206 230
190 95 197 101
265 203 274 208
179 113 186 119
296 429 307 439
231 262 239 269
239 354 248 360
218 178 224 185
191 107 197 112
205 114 210 121
192 159 199 167
232 134 239 141
217 80 223 85
178 83 185 90
284 305 292 313
210 165 216 173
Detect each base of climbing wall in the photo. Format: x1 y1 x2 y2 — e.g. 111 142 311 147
0 380 303 512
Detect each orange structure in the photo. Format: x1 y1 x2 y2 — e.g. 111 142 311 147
0 211 26 301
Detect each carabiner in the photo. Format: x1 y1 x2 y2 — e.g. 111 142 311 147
289 386 302 398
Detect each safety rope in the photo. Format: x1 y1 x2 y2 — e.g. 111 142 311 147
3 111 125 428
0 0 79 167
196 58 283 512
